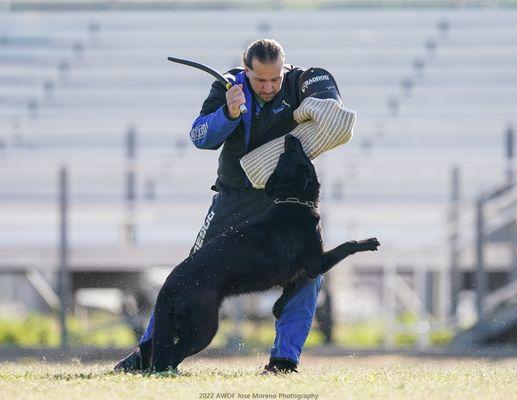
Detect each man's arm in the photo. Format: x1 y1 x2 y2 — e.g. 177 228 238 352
190 81 244 150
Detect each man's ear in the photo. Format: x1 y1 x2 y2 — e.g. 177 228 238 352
265 171 278 197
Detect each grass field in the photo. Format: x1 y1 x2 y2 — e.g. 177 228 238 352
1 355 516 400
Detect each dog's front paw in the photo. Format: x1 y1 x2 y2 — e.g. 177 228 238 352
358 237 380 251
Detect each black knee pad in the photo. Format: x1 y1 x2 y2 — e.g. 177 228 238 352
272 278 309 319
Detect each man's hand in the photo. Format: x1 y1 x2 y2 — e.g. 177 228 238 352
226 84 246 119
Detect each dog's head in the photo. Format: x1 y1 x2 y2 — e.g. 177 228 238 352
265 135 320 202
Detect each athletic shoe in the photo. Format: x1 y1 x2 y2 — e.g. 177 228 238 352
114 347 142 372
261 359 298 374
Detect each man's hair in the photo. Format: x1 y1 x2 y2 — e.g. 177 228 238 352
243 39 285 70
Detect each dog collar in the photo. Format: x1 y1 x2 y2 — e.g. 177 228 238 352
274 197 317 208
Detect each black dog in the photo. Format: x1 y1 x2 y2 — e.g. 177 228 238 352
149 134 380 371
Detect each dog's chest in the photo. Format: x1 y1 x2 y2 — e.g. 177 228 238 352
280 232 309 260
273 221 321 264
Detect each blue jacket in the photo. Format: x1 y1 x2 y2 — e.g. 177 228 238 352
190 65 305 189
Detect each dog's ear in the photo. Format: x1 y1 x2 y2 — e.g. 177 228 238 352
265 171 278 197
284 134 303 153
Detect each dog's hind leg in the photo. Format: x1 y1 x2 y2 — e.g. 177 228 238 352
170 302 219 369
318 238 380 276
150 289 179 372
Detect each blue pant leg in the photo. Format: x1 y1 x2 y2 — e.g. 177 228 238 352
139 191 227 347
139 313 154 344
270 275 324 364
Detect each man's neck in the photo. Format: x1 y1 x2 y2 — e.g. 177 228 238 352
244 75 268 107
254 94 266 107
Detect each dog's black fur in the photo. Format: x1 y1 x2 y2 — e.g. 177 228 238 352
150 135 380 372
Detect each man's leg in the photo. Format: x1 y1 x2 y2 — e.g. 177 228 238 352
115 193 223 372
115 187 272 372
115 188 268 372
136 194 218 350
139 313 154 343
267 275 324 372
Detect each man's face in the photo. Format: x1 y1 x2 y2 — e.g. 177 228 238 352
245 57 284 103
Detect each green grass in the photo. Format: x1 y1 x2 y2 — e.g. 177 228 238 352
1 313 454 350
0 313 136 348
212 318 453 351
1 356 516 400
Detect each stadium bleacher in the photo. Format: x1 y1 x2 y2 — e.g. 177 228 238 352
0 9 516 320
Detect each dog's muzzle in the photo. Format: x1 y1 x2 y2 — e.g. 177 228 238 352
240 97 355 189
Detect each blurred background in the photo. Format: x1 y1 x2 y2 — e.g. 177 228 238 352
0 0 516 358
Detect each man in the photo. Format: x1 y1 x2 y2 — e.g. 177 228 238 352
116 39 324 373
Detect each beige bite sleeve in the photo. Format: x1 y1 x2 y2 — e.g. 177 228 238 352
240 97 356 189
